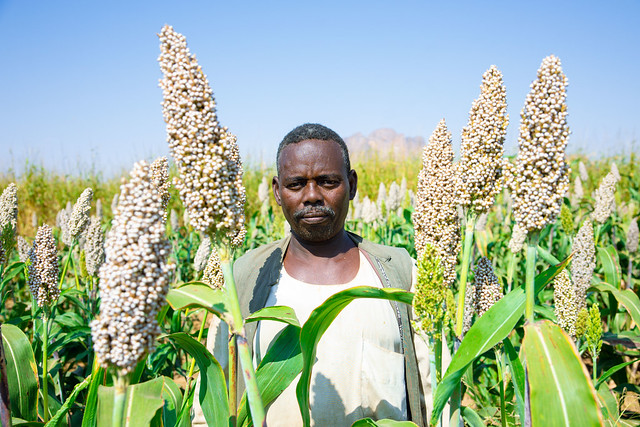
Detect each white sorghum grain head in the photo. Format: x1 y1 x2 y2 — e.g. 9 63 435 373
158 25 245 245
90 160 174 375
150 156 171 222
95 198 103 219
17 236 30 263
258 176 270 205
610 162 621 182
512 55 570 233
508 222 527 253
573 175 584 203
170 209 179 232
28 224 59 307
591 172 618 224
474 257 502 317
462 279 475 334
376 182 387 210
475 213 488 232
193 234 211 272
553 269 578 338
412 119 461 287
65 188 93 245
202 246 224 290
455 65 509 215
0 183 18 264
627 219 639 253
387 182 402 212
578 161 589 182
361 196 381 224
31 212 38 229
84 217 105 277
111 193 119 215
571 220 596 311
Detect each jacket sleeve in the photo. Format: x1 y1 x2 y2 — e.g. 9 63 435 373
191 314 229 426
410 261 451 425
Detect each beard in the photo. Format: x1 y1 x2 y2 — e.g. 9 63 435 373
290 205 337 242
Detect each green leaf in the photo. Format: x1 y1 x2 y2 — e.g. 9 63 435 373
430 257 569 424
595 358 640 389
597 246 622 289
503 338 525 423
166 283 234 327
1 323 39 421
1 261 25 287
81 358 105 427
592 281 640 329
352 418 418 426
458 406 484 427
295 286 414 427
45 374 92 427
238 324 303 427
159 376 183 427
245 305 300 327
165 332 228 427
523 320 603 426
97 377 164 426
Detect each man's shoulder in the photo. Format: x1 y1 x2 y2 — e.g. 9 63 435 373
234 238 287 268
349 231 413 263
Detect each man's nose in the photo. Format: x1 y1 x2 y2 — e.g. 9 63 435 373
302 181 323 205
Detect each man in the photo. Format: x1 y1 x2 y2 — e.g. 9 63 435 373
194 123 434 426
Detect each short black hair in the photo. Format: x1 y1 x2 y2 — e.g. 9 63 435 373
276 123 351 175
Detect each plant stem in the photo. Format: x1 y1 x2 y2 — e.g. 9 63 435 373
229 334 238 426
450 338 462 427
495 347 507 427
525 232 539 323
113 374 129 427
217 245 265 426
429 336 442 427
628 255 634 290
59 242 75 289
236 335 265 426
42 313 50 423
592 353 597 383
184 311 209 402
506 251 517 293
455 214 477 338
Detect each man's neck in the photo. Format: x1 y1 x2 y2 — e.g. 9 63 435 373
287 229 355 259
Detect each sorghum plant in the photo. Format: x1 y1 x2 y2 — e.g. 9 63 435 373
511 55 570 322
0 183 18 267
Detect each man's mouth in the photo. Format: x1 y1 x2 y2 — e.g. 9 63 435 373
293 207 335 224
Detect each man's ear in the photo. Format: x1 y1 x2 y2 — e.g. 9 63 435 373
272 176 282 206
348 169 358 200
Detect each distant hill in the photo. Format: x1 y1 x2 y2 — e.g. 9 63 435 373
345 128 425 158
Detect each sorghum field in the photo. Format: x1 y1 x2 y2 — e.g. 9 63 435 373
1 25 639 427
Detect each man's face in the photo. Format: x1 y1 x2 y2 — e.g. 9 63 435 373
273 139 357 242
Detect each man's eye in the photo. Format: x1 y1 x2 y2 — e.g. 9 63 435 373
320 179 339 186
287 182 304 189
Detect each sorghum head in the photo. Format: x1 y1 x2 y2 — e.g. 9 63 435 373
84 216 105 277
573 175 584 204
413 244 447 337
455 65 509 215
0 183 18 264
578 161 589 182
90 160 174 374
474 257 502 317
150 156 171 221
158 25 245 245
571 220 595 310
387 181 402 212
17 236 30 263
512 55 570 232
412 119 461 287
591 171 618 224
193 234 211 272
627 219 639 253
553 269 578 338
28 224 59 307
64 188 93 245
202 247 224 290
508 222 527 254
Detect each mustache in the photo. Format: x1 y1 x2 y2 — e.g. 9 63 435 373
293 206 336 221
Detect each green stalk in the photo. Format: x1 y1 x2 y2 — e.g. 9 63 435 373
429 336 442 427
229 334 238 426
525 232 539 323
455 214 476 338
494 347 507 427
218 247 265 426
59 242 75 289
236 335 265 426
506 251 517 293
628 255 634 290
42 313 50 423
113 374 129 427
592 352 597 383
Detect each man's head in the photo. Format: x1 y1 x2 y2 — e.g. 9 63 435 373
276 123 351 176
273 124 357 243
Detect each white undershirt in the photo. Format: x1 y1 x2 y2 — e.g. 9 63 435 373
254 251 407 427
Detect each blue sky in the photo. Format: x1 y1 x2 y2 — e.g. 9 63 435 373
1 1 638 177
